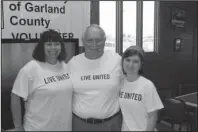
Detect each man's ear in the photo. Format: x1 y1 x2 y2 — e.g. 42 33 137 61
104 37 106 41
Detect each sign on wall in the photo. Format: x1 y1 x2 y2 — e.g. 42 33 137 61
1 1 90 46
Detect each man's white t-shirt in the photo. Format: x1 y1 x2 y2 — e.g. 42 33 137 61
119 76 164 131
12 60 73 131
68 50 122 119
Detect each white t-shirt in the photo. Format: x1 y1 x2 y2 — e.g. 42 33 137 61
68 50 122 119
12 60 73 131
119 76 164 131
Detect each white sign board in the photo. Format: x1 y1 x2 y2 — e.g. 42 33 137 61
1 1 90 46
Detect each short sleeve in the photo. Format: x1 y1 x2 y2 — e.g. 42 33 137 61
115 53 125 81
62 61 69 72
67 57 74 75
143 83 164 113
12 67 29 101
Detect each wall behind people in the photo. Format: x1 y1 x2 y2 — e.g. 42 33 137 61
1 1 90 92
2 43 36 91
143 1 197 96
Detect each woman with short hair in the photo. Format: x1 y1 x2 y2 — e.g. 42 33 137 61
119 46 164 131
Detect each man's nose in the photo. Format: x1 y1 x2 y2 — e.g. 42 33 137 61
92 40 97 46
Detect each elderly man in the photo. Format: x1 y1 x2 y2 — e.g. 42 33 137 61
68 24 122 131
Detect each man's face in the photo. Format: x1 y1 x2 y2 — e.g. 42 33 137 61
83 27 106 52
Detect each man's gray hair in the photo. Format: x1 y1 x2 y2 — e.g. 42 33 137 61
82 24 106 39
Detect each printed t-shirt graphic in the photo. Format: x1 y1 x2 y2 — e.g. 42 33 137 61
119 76 164 131
68 50 122 119
12 60 73 131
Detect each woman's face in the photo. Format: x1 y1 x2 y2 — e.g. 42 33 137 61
123 55 142 75
44 41 61 61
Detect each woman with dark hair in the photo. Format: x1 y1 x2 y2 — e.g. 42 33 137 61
119 46 164 131
11 29 73 131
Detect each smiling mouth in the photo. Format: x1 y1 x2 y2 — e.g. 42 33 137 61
49 51 59 55
50 52 57 54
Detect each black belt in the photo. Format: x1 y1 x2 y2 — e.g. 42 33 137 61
73 111 121 124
